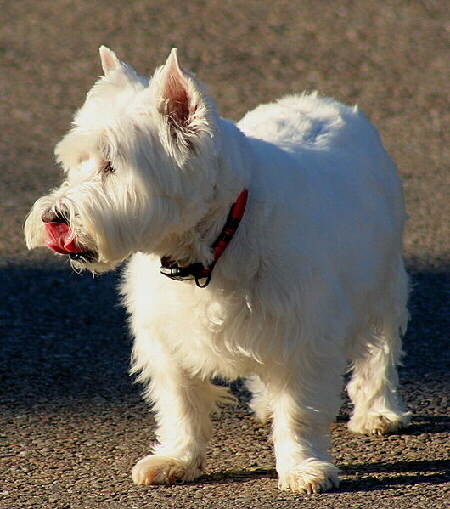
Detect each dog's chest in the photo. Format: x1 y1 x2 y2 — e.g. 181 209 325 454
125 254 260 378
164 285 259 378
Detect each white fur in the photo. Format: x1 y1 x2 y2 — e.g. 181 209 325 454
25 48 410 493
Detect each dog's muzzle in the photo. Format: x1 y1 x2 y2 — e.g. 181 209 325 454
42 207 97 262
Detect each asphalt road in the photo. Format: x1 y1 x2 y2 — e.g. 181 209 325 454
1 1 449 508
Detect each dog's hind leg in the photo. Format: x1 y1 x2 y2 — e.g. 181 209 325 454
247 375 272 423
347 261 411 435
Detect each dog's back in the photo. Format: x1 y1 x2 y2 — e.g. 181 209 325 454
236 92 405 294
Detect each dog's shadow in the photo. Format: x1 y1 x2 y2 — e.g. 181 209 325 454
338 458 450 492
196 459 449 493
197 467 277 486
196 415 450 492
396 414 450 435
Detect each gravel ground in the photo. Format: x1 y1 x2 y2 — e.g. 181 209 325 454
1 1 449 508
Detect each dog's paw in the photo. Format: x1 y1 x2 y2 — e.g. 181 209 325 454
278 459 340 494
348 411 411 435
131 455 203 485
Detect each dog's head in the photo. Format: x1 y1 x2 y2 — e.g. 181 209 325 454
25 48 229 272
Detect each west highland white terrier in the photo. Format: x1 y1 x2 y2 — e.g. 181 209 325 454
25 47 411 494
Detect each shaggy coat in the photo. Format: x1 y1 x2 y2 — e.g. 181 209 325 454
25 48 410 494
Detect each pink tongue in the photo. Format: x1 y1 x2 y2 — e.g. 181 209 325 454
44 222 81 254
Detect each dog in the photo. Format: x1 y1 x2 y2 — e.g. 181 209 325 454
25 47 411 494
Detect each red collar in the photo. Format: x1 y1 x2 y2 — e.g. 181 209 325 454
160 189 248 287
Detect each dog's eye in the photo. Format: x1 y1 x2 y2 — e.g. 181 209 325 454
102 161 115 174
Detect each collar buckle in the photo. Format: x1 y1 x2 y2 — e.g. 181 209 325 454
160 189 248 288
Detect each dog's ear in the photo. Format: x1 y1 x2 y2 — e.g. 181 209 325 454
98 46 147 88
99 46 123 75
151 49 213 157
158 49 193 129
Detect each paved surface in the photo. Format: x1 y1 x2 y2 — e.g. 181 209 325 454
1 1 449 508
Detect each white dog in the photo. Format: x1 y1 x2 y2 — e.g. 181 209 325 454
25 47 410 494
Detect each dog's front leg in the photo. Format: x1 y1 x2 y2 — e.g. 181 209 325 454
267 354 344 494
131 356 223 485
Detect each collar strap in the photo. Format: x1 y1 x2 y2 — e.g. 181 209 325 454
160 189 248 288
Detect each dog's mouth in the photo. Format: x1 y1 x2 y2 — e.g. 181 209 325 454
44 222 97 262
68 251 97 263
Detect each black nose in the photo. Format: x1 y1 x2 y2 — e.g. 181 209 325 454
42 208 69 224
